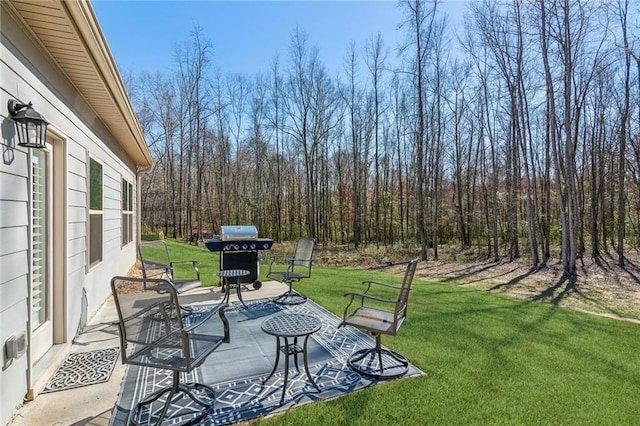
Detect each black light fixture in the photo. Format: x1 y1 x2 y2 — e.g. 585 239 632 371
7 100 49 149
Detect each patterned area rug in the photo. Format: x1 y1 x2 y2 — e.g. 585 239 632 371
110 298 423 425
41 347 120 393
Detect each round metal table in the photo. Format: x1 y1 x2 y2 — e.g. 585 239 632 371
261 313 321 405
216 269 250 307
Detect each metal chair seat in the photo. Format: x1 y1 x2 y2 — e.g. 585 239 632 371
341 306 397 335
268 271 308 281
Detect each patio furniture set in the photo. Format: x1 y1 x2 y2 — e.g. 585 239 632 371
111 236 419 425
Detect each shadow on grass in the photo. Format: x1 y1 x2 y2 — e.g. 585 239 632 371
428 261 526 287
619 257 640 286
487 267 536 292
530 274 577 305
433 261 500 281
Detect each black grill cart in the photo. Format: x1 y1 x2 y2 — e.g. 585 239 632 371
204 225 273 289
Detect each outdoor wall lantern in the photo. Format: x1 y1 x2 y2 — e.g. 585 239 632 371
7 99 49 149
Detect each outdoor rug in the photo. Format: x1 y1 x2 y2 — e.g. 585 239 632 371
41 347 120 393
110 298 423 425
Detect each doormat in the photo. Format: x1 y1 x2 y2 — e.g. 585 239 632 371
41 347 120 393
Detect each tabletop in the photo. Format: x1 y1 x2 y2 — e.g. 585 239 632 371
216 269 250 278
261 314 321 338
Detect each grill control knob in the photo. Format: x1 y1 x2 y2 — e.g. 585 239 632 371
233 244 239 250
242 244 248 250
263 243 269 249
250 244 256 250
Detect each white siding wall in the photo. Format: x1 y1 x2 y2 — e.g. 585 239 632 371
0 113 30 425
0 6 140 424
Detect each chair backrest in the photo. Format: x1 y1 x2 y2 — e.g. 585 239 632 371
394 258 420 328
138 240 172 280
290 237 315 276
110 276 227 372
111 276 185 368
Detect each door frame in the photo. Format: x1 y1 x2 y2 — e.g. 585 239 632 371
49 128 66 346
26 127 67 397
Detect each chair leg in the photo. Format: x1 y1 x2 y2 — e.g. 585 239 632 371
149 303 193 322
179 304 194 317
347 334 409 380
129 370 215 425
273 280 307 305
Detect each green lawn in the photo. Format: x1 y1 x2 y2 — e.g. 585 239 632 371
161 239 640 425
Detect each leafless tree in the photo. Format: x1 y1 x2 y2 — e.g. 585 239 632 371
365 32 388 247
399 0 441 260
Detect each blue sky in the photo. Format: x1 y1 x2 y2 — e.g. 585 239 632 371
92 1 467 77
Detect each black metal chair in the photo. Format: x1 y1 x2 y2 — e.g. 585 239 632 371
138 240 201 293
266 237 315 305
138 240 201 315
111 276 230 425
339 258 419 379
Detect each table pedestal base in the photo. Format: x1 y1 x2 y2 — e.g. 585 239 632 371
217 269 250 308
262 335 320 405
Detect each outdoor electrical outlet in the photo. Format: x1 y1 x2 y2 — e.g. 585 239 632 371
5 332 27 359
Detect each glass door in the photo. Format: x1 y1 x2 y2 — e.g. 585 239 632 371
30 147 53 363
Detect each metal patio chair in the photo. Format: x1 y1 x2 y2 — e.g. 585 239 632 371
110 276 230 425
138 240 201 293
267 237 315 305
339 258 419 379
138 240 201 314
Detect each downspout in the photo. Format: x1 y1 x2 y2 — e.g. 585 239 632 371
136 165 152 246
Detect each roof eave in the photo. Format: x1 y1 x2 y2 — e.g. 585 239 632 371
10 0 153 167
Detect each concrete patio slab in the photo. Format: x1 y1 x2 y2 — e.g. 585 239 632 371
7 280 289 426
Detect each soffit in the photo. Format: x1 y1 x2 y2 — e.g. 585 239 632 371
9 0 152 167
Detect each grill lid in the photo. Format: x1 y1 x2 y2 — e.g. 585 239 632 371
221 225 258 241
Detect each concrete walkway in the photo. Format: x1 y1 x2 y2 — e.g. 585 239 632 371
8 281 289 426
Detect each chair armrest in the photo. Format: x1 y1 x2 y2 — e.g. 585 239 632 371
142 277 178 293
184 303 230 343
363 280 402 290
170 260 199 266
183 302 227 332
141 260 172 273
341 291 397 322
343 292 397 305
265 255 293 273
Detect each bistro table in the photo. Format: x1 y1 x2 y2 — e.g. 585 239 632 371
261 313 321 405
216 269 250 307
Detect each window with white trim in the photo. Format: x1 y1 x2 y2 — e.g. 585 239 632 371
89 157 103 267
122 178 133 246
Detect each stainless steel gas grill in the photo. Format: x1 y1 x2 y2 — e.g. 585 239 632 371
204 225 274 289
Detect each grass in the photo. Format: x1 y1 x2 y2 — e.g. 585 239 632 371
158 239 640 424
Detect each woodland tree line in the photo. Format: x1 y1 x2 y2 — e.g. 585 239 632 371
126 0 640 276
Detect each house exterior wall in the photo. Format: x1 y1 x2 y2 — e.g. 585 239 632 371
0 4 140 424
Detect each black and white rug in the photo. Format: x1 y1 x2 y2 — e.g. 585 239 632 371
42 347 120 393
110 298 423 425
